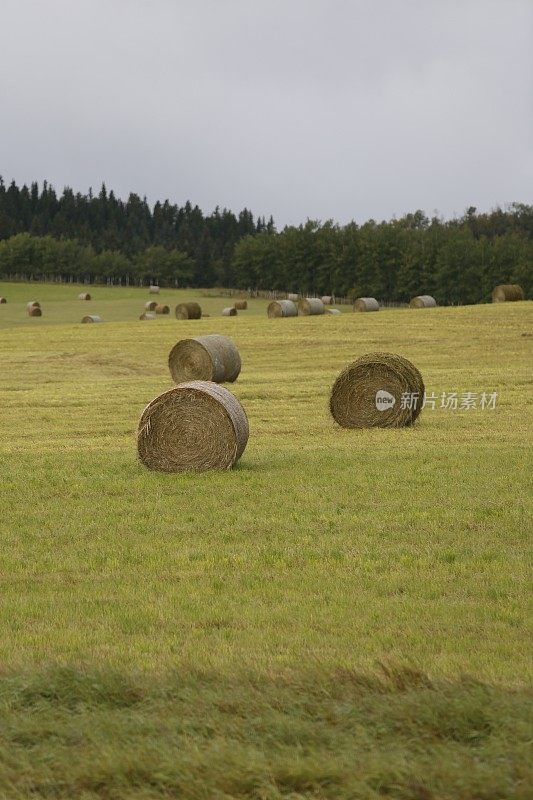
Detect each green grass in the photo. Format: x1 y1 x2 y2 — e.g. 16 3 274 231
0 281 532 798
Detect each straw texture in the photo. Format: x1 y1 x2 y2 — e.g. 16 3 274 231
168 334 241 384
234 300 248 310
78 292 91 301
353 297 379 312
492 284 525 302
267 300 298 318
137 381 249 472
155 304 170 314
175 302 202 320
298 298 326 315
330 352 425 429
222 307 237 316
82 315 102 323
410 295 437 308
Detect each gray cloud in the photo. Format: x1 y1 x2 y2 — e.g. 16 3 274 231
1 0 531 225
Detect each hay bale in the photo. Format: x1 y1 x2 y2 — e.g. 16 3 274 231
28 306 42 317
149 285 160 294
82 315 102 323
155 304 170 314
353 297 379 312
78 292 91 301
330 352 425 429
145 300 158 311
137 381 249 472
222 307 237 316
298 297 326 315
175 302 202 320
410 295 436 308
139 311 156 320
326 308 341 314
168 334 241 384
492 284 525 302
321 295 333 305
0 297 7 304
267 299 298 318
26 301 40 311
234 299 247 310
287 292 299 302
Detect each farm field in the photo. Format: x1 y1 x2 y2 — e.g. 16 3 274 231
0 281 532 799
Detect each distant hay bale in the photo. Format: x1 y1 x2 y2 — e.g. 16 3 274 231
0 297 6 304
175 302 202 320
492 284 525 303
353 297 379 312
234 299 247 310
321 295 333 305
410 295 437 308
26 301 40 311
155 304 170 315
139 312 156 320
137 381 249 472
169 334 241 384
82 315 102 323
202 313 210 317
145 300 158 311
149 285 160 294
326 308 341 314
287 293 299 302
267 299 298 318
330 352 425 429
222 307 237 316
298 297 326 315
28 306 42 317
78 292 91 301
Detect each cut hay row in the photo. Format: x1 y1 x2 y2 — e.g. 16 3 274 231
176 302 202 320
139 312 156 320
233 299 247 310
155 304 170 315
353 297 379 312
168 334 241 384
268 299 298 318
78 292 91 301
222 307 237 316
298 298 325 315
149 285 160 294
492 284 525 303
137 381 249 472
410 295 436 308
81 315 102 323
330 352 425 429
326 308 341 314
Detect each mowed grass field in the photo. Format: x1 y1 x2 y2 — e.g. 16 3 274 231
0 281 532 799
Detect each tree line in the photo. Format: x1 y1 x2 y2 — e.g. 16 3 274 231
0 177 531 303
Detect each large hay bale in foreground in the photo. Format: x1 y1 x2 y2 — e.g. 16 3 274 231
287 292 299 302
27 301 40 311
145 300 158 311
168 334 241 384
78 292 91 301
149 285 160 294
410 295 437 308
321 295 333 305
0 297 6 304
137 381 249 472
175 302 202 320
234 299 247 310
139 311 156 320
492 284 525 303
267 299 298 318
298 298 325 315
330 352 425 429
28 306 42 317
82 315 102 323
353 297 379 312
222 306 237 316
155 304 170 315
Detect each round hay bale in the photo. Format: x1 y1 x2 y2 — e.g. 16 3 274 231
353 297 379 312
287 292 299 302
326 308 341 314
26 301 40 311
202 313 210 317
82 315 102 323
321 295 333 305
267 299 298 318
0 297 7 304
234 299 247 310
78 292 91 301
222 306 237 316
137 381 249 472
330 352 425 429
492 284 525 303
168 334 241 384
298 298 326 315
155 304 170 315
410 295 437 308
149 285 160 294
28 306 42 317
175 302 202 320
145 300 158 311
139 311 156 320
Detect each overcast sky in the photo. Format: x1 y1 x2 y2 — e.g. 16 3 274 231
1 0 531 226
